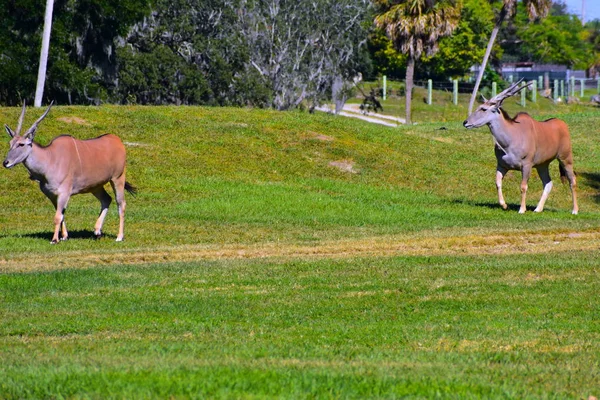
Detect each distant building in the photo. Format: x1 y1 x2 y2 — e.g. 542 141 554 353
500 62 586 83
471 62 590 90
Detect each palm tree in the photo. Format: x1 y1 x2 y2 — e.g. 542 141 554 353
375 0 461 125
467 0 551 115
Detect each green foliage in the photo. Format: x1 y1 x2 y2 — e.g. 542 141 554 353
0 0 153 105
367 28 407 80
238 0 373 109
0 0 598 107
0 0 44 105
0 0 371 107
116 45 210 105
369 0 493 81
122 0 252 106
584 19 600 72
500 2 594 69
421 0 495 79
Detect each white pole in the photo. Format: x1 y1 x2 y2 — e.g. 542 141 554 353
34 0 55 107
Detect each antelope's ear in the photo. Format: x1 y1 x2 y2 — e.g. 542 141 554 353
5 124 15 138
23 127 37 140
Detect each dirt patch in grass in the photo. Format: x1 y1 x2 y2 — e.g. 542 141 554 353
2 230 600 274
314 134 334 142
329 159 358 174
57 116 92 126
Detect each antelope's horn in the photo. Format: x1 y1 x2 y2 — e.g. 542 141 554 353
24 101 54 138
489 78 525 104
15 101 27 136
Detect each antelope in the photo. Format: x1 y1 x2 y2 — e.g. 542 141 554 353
3 102 136 243
463 79 578 215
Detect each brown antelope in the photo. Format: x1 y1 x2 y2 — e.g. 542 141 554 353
3 102 136 243
463 79 578 214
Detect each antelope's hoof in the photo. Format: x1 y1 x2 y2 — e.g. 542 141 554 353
533 208 543 213
518 209 526 214
115 237 124 242
94 232 103 240
500 203 508 210
50 239 59 245
572 210 579 215
61 236 68 241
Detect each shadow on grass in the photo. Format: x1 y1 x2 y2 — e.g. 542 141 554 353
451 198 556 213
20 229 115 241
580 172 600 203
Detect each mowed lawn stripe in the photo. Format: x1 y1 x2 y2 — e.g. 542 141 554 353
1 228 600 273
1 253 599 398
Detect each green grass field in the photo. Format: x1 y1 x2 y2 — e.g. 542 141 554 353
1 100 599 398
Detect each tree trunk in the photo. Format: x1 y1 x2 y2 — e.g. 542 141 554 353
467 6 509 116
467 24 499 115
34 0 54 107
405 55 415 125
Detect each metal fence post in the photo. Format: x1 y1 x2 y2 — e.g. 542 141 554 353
427 79 432 105
383 75 387 101
598 79 600 94
453 79 458 105
538 76 543 89
531 80 537 103
492 82 497 98
560 80 564 99
553 80 558 101
570 76 575 98
520 84 526 107
580 79 585 98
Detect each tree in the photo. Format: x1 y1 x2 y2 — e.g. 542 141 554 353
509 8 593 69
368 0 494 82
238 0 372 110
117 0 245 105
420 0 494 80
0 0 153 105
34 0 54 107
375 0 461 124
585 19 600 76
467 0 551 115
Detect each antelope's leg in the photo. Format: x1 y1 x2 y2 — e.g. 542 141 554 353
52 194 70 244
496 167 508 210
110 176 127 242
534 164 552 213
561 162 579 215
61 220 68 241
519 165 532 214
92 187 113 237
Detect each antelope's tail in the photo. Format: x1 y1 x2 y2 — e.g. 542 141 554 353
125 181 138 196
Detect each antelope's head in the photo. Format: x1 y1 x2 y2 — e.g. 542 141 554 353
3 102 53 169
463 79 526 129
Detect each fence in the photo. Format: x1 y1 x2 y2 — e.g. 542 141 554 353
378 76 600 106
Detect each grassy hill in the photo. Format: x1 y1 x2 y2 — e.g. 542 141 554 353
1 104 600 398
1 104 599 256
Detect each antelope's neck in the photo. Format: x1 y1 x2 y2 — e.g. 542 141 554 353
488 115 514 150
23 143 51 179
